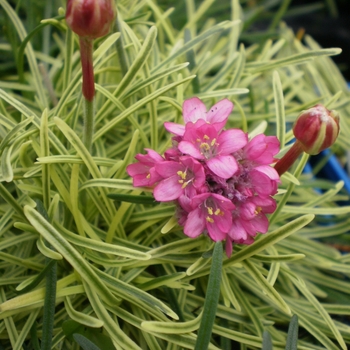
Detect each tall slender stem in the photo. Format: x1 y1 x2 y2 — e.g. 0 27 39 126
79 37 95 153
274 141 303 176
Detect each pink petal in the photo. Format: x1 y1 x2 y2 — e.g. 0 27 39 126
207 222 227 241
207 155 238 179
184 208 205 238
153 176 183 201
228 220 248 241
206 99 233 124
164 122 185 136
250 170 277 196
254 165 280 181
183 97 207 123
178 141 204 159
218 129 248 154
126 163 147 177
132 174 151 187
251 214 269 233
155 161 182 178
215 212 233 233
240 202 256 220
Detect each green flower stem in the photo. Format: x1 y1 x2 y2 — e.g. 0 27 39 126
83 97 95 154
194 241 223 350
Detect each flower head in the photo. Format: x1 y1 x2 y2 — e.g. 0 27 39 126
127 97 281 256
66 0 116 39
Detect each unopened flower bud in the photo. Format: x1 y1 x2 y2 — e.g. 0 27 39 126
66 0 116 39
293 104 340 155
274 104 340 176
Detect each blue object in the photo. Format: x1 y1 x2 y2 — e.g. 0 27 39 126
309 149 350 195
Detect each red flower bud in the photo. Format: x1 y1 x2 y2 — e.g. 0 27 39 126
293 104 340 155
66 0 116 39
274 104 340 176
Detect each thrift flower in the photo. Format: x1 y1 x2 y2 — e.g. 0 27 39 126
164 97 234 136
184 193 235 241
179 122 247 178
126 149 164 187
127 97 281 256
153 157 206 201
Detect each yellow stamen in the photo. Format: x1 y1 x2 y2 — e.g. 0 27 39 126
203 135 210 140
206 216 214 223
254 206 262 215
214 208 223 216
207 207 213 215
177 170 187 180
210 138 217 147
200 143 210 151
146 174 150 179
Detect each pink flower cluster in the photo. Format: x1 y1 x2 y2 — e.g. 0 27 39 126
127 98 280 256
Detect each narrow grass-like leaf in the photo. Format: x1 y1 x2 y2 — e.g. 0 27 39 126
73 334 101 350
0 0 47 107
41 259 57 350
95 26 157 123
242 260 291 314
262 330 273 350
247 48 342 73
153 21 236 72
224 214 314 268
65 296 104 328
196 88 249 99
1 146 13 182
82 280 142 350
36 236 62 260
292 279 346 350
285 315 298 350
108 193 156 204
40 109 50 209
273 70 286 147
142 311 202 334
93 267 178 320
56 222 151 260
16 260 56 294
54 117 116 220
93 75 195 140
13 308 40 350
80 178 146 192
195 241 223 350
0 116 33 152
0 183 27 220
23 205 119 306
